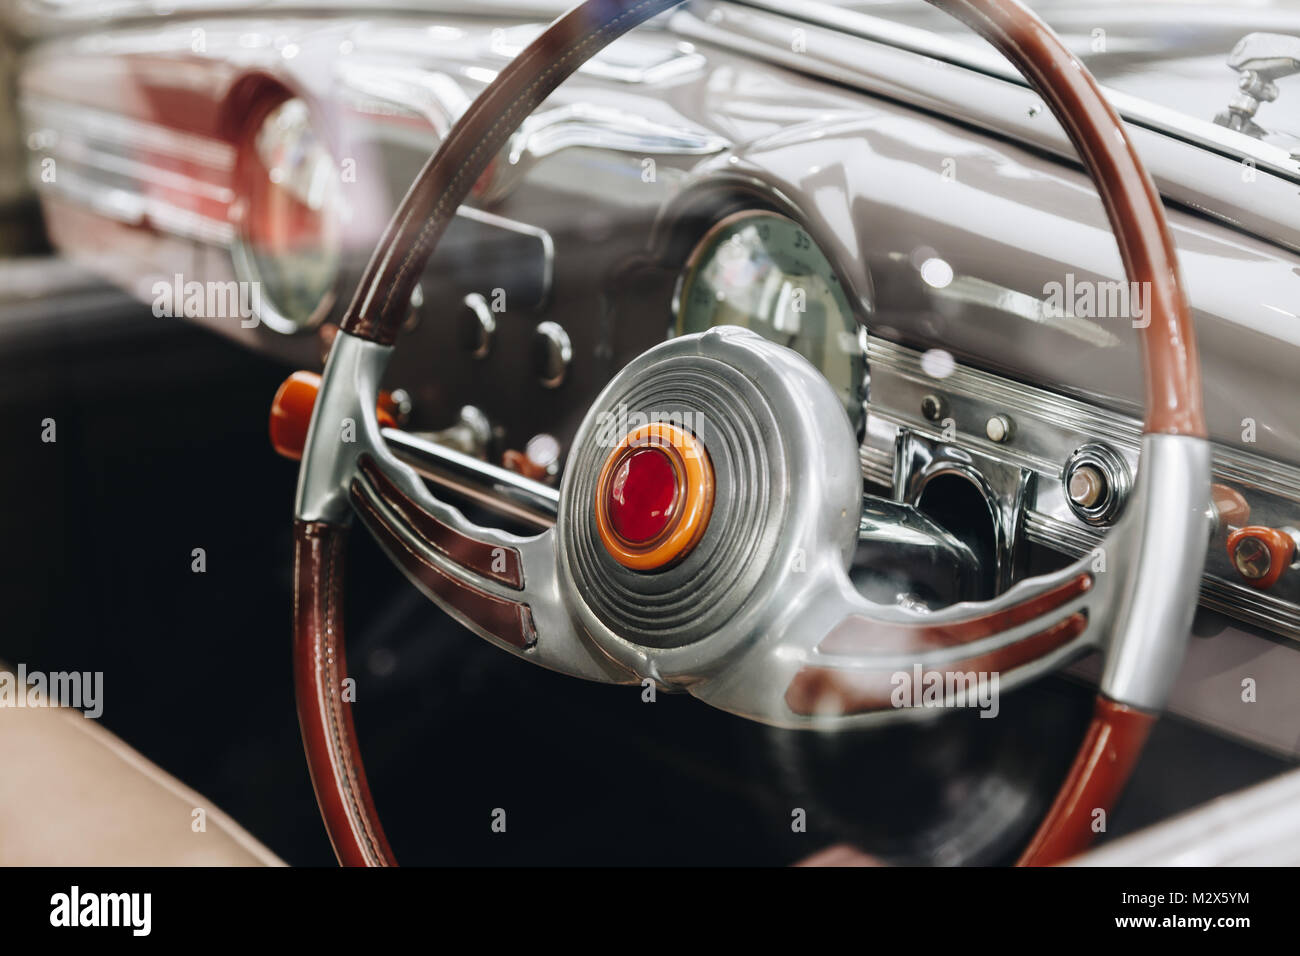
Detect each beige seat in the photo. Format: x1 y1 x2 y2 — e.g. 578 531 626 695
0 703 283 866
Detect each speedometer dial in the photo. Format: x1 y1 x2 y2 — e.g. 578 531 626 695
674 210 864 427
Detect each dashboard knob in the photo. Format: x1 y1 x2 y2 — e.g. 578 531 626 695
1226 525 1300 589
427 405 492 459
458 292 495 359
1210 482 1250 535
1062 443 1131 526
269 370 399 461
504 432 561 482
533 321 572 388
984 414 1014 443
920 393 948 422
1067 465 1106 509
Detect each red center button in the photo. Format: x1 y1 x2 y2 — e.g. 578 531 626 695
594 422 715 572
608 447 678 543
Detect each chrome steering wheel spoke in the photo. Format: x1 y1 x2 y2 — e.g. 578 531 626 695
688 548 1103 727
685 430 1210 728
295 329 633 685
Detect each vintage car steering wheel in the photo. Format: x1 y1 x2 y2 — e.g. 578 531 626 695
287 0 1209 866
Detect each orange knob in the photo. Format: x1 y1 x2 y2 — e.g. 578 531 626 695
1210 483 1250 534
269 370 398 461
503 449 550 481
1226 525 1297 590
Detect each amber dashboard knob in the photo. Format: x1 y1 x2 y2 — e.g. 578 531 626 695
269 370 399 461
1210 483 1250 535
503 433 561 482
1226 525 1299 590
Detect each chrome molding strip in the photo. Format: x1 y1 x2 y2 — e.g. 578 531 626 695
45 134 233 204
864 335 1300 642
20 93 235 170
1213 449 1300 502
1027 510 1300 639
1023 511 1103 554
27 161 236 245
1200 576 1300 639
870 337 1145 456
20 94 236 245
859 443 892 489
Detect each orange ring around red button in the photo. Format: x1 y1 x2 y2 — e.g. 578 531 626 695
594 422 714 571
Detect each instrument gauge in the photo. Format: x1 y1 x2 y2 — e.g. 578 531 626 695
232 97 343 334
674 210 864 426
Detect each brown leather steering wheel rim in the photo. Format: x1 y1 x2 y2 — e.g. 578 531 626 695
291 0 1206 867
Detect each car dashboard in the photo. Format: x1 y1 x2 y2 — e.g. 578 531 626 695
14 0 1300 768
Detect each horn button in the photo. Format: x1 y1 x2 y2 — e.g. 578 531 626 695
594 423 714 571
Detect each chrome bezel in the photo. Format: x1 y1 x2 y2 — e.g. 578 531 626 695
229 231 338 336
229 97 343 337
1063 443 1133 527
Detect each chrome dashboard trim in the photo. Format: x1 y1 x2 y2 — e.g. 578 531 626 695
864 335 1300 642
509 101 729 163
335 62 473 136
19 92 235 169
487 22 707 84
20 93 236 245
20 87 559 326
454 205 556 310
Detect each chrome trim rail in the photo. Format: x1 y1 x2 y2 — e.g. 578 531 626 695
864 335 1300 641
20 93 236 245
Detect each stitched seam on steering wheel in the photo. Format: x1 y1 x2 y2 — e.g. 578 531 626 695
320 530 384 865
372 0 667 331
